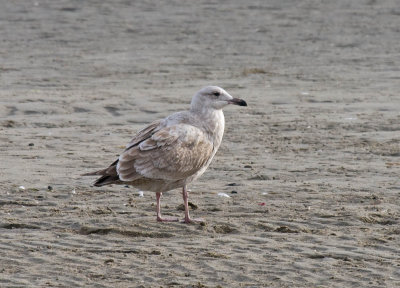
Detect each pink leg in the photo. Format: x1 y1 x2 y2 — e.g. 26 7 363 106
156 192 178 222
182 185 204 224
182 185 190 223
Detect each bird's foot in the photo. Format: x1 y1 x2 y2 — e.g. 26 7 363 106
156 216 179 222
182 217 205 224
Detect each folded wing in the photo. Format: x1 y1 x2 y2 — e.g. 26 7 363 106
83 119 163 186
117 124 214 182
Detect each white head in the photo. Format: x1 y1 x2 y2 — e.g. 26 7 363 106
190 86 247 112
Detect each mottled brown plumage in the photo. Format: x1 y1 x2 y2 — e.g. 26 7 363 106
83 86 247 223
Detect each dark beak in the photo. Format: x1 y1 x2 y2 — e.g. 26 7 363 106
228 98 247 106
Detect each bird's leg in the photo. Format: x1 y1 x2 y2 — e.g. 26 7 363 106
156 192 179 222
182 186 191 223
182 185 204 224
156 192 163 221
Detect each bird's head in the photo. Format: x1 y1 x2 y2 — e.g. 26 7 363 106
191 86 247 111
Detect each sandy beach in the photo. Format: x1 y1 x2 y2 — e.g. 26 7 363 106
1 0 400 287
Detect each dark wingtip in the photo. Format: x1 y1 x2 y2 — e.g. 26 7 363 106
93 174 120 187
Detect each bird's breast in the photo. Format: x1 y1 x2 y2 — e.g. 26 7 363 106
210 110 225 150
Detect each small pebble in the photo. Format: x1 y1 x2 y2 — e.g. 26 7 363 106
18 186 25 191
28 143 34 146
47 186 53 191
138 191 144 197
231 190 238 194
227 183 239 186
217 193 231 198
244 165 252 168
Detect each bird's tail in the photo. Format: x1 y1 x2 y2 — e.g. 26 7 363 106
82 159 120 187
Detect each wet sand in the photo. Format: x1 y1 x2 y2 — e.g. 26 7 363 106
1 1 400 287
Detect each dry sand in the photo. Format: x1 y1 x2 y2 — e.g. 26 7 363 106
1 1 400 287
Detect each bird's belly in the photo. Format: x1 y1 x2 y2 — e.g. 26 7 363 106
128 178 184 193
185 162 211 184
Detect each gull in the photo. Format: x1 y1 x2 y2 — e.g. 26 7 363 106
83 86 247 223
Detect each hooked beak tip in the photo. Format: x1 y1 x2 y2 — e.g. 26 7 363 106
229 98 247 106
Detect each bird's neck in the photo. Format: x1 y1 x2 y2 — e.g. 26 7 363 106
194 107 225 147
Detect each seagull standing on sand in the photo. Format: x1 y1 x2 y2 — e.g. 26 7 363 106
83 86 247 223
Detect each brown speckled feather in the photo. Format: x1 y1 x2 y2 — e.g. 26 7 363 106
83 119 163 186
124 119 163 150
117 124 213 182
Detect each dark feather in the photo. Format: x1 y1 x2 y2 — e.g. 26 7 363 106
83 159 120 186
93 174 120 187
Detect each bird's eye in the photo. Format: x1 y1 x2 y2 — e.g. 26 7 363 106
213 91 220 97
